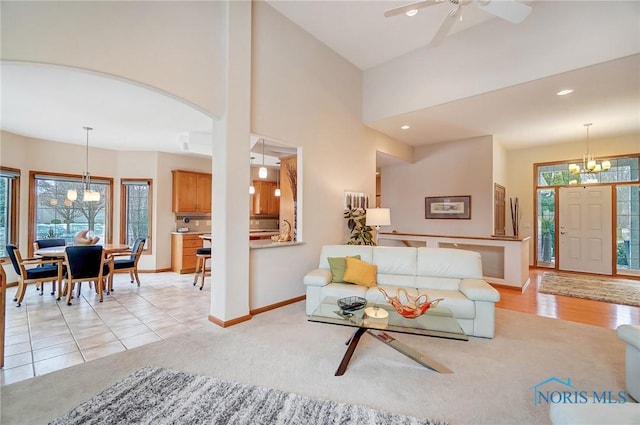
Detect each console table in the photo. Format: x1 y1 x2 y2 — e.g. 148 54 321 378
379 232 530 289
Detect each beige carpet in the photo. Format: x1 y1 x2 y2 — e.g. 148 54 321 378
539 272 640 307
0 302 629 425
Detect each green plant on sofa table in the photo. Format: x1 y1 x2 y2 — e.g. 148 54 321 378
344 208 374 245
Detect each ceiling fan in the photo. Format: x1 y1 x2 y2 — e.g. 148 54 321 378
384 0 532 47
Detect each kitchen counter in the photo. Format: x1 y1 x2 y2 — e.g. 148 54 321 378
250 240 304 249
249 230 279 240
197 231 280 241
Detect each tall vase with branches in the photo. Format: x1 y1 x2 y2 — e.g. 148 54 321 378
510 196 521 238
285 161 297 241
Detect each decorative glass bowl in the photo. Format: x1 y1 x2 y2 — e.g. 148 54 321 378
378 288 443 319
337 296 366 312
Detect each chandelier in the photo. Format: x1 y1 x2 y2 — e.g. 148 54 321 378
568 123 610 181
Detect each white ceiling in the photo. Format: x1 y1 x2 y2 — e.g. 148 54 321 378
267 0 501 70
268 0 640 151
369 54 640 148
1 62 214 156
1 1 639 159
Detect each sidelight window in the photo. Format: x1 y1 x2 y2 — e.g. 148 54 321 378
0 167 20 258
120 179 151 252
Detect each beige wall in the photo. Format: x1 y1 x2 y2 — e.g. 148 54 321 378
506 133 640 264
248 2 409 308
381 136 495 237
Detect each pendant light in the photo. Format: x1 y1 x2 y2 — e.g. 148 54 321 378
81 126 100 202
66 129 80 201
275 161 281 197
568 123 611 183
249 156 256 194
66 188 77 201
258 139 268 179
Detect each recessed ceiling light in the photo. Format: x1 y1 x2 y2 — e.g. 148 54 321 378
401 125 410 130
557 89 574 96
406 9 418 17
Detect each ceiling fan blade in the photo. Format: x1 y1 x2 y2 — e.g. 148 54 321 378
384 0 441 18
429 5 461 47
476 0 532 24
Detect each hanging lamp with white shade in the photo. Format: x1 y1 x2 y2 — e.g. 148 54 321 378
249 156 256 194
275 161 281 197
258 139 268 179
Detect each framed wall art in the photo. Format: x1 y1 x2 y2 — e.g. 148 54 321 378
425 196 471 219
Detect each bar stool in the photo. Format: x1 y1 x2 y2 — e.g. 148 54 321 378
193 247 211 290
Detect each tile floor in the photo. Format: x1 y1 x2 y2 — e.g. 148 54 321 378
2 271 211 386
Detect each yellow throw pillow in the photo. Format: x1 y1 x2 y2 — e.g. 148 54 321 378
343 257 377 288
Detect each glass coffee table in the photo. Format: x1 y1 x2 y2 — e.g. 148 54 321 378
308 296 468 376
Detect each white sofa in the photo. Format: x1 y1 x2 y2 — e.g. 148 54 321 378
303 245 500 338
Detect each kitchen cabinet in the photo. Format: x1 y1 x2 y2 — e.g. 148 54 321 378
171 233 204 273
172 170 212 213
251 181 279 216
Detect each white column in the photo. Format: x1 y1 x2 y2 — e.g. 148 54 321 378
209 0 252 324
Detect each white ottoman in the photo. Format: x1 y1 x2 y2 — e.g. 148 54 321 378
550 325 640 425
549 400 640 425
617 324 640 402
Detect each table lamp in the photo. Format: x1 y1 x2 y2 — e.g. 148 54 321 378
366 208 391 245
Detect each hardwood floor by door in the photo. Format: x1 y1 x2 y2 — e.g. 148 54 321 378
496 268 640 330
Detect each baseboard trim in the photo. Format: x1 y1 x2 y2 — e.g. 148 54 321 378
208 314 252 328
250 295 306 316
207 295 306 328
490 281 529 293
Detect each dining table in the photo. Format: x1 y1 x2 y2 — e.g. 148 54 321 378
34 244 132 299
34 244 131 258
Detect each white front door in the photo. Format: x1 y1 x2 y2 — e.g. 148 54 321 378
559 186 612 275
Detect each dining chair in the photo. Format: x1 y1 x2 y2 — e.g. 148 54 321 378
63 245 110 306
33 238 66 250
108 238 145 292
33 238 66 296
6 244 64 306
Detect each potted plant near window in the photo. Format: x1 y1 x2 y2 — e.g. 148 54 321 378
344 208 375 245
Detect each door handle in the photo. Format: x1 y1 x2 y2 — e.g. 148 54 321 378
560 231 566 235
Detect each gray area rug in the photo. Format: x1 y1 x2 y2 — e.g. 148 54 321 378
49 366 444 425
539 272 640 306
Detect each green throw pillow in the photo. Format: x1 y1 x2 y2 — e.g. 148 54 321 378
327 255 361 283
